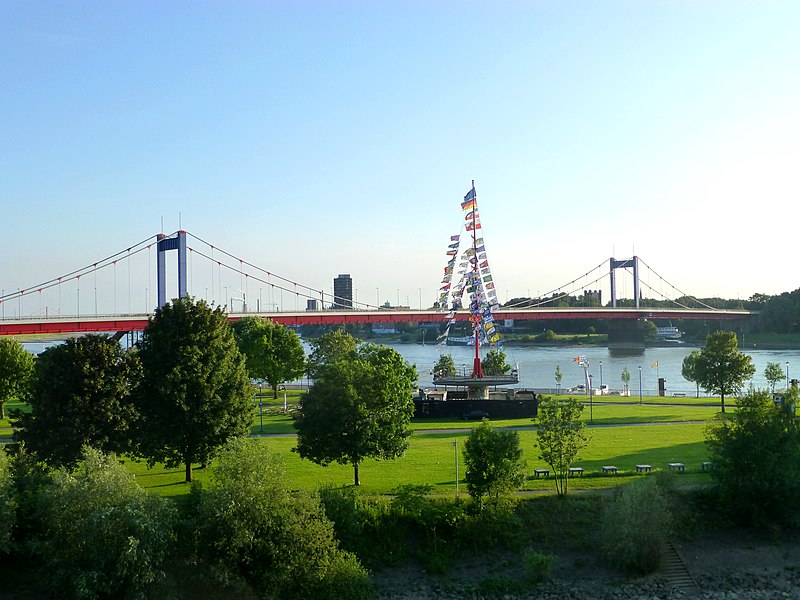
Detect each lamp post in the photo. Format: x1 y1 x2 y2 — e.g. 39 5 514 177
376 287 379 307
638 366 643 405
419 288 422 310
588 374 594 423
453 440 459 495
787 362 790 390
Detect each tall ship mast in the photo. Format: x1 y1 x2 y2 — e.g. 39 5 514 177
437 181 502 377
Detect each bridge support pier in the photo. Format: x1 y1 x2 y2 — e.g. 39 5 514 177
157 231 188 309
607 319 645 350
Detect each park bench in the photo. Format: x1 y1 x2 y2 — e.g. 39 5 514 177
668 462 685 472
533 468 549 478
701 461 713 471
568 467 584 476
601 465 618 474
635 464 652 473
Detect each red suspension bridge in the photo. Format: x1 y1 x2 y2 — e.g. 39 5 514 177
0 230 751 337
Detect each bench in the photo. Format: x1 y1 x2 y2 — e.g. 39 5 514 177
668 462 685 472
672 392 687 397
601 466 618 475
533 468 549 478
568 467 584 476
635 464 652 473
701 461 713 471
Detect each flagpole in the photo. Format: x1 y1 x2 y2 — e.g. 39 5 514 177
470 180 483 379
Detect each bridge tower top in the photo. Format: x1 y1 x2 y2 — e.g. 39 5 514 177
609 256 640 308
157 231 187 308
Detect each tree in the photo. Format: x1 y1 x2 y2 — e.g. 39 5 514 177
0 338 34 419
193 438 372 599
764 361 786 393
554 364 563 393
433 353 456 378
481 349 511 376
693 331 755 413
536 396 588 496
294 340 417 486
12 335 139 469
681 350 702 398
462 419 526 506
232 316 306 398
135 297 252 483
33 447 176 599
706 388 800 525
621 367 631 395
306 329 358 379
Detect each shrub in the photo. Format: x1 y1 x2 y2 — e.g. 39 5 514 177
194 438 373 599
600 477 672 574
706 388 800 526
0 449 16 553
463 420 526 506
32 447 176 599
522 548 555 583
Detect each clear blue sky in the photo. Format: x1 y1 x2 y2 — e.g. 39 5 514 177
2 2 799 315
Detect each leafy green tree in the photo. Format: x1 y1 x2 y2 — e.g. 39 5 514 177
34 447 176 599
295 341 417 486
13 335 139 469
554 364 563 393
706 388 800 525
481 349 511 376
306 329 358 379
681 350 702 398
693 331 755 413
764 361 786 393
536 396 588 496
462 419 526 506
0 451 15 554
433 353 456 378
760 293 796 333
621 367 631 395
643 320 658 339
232 316 306 398
135 297 252 483
193 438 372 599
0 338 34 419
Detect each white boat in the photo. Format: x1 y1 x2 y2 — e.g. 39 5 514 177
656 326 682 340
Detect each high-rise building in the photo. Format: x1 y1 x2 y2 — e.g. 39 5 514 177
333 274 353 309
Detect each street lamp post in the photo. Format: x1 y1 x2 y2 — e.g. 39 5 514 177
376 287 379 307
588 374 594 423
787 362 790 390
453 440 459 495
419 288 422 310
638 366 643 405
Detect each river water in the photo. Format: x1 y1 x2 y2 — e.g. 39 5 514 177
22 339 800 397
382 342 800 397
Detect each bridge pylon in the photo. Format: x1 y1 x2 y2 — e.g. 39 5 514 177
156 231 187 309
609 256 640 308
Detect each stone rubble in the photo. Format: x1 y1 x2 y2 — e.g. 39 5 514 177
376 566 800 599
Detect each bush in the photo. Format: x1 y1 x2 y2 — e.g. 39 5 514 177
706 388 800 526
522 548 555 583
32 447 176 599
463 420 526 506
319 485 405 568
0 449 16 554
600 477 672 574
194 438 373 599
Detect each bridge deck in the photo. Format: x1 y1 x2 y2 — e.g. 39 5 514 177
0 307 752 336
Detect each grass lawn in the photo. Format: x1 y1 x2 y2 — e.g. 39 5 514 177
136 422 712 498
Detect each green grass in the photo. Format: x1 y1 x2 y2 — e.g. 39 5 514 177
136 422 713 498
